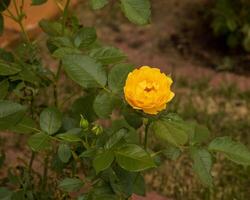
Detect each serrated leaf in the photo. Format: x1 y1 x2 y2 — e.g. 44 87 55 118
208 137 250 165
9 116 36 134
0 100 26 130
62 54 107 88
105 128 127 149
28 132 51 152
115 144 155 172
40 107 62 135
89 47 126 65
93 91 117 118
58 144 71 163
56 128 82 142
74 27 97 48
151 119 188 147
108 63 134 94
39 20 63 37
93 151 114 173
58 178 84 192
120 0 151 25
0 62 21 76
190 147 213 187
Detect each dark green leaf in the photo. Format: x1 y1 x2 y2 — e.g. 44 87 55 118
115 144 155 172
151 119 188 147
28 132 51 152
120 0 151 25
40 107 62 135
62 54 107 88
58 178 84 192
39 19 63 36
105 128 127 149
90 0 109 10
0 187 13 200
58 144 71 163
89 47 126 65
189 122 210 145
8 116 36 134
163 145 181 161
71 94 97 122
0 79 9 100
208 137 250 165
52 47 81 59
75 27 97 48
190 147 213 187
93 151 114 173
108 63 134 94
122 106 142 129
0 100 26 130
56 128 82 142
93 91 117 118
0 62 21 76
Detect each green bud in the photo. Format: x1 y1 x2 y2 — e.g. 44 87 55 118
91 124 103 135
80 115 89 130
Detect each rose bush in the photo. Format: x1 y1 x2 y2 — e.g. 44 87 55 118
0 0 250 199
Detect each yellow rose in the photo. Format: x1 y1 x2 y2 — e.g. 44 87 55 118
124 66 175 115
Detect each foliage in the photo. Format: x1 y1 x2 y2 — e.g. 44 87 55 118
0 0 249 199
210 0 250 51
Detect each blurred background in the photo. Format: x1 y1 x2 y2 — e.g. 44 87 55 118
1 0 250 199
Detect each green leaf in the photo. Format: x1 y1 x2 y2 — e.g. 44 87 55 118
93 151 114 174
0 62 21 76
58 144 71 163
90 0 109 10
151 119 188 147
0 79 9 100
89 47 126 65
56 128 82 142
163 145 181 161
62 54 107 88
0 100 26 130
74 27 97 48
108 63 134 94
58 178 84 192
115 144 155 172
71 94 97 122
28 132 51 152
190 147 213 187
39 19 63 37
8 116 36 134
105 128 127 149
0 14 4 35
40 107 62 135
120 0 151 25
208 137 250 165
52 47 81 59
31 0 47 5
189 122 210 145
0 187 13 200
122 106 142 129
93 91 117 118
0 0 10 12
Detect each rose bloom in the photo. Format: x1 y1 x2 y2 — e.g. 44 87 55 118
124 66 174 115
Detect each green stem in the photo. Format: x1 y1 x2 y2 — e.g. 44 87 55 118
42 155 49 191
28 151 35 172
62 0 71 34
144 120 150 150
